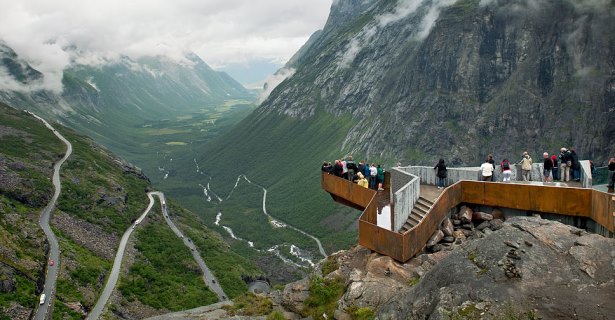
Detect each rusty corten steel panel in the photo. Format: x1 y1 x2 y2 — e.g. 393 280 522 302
481 183 531 209
321 173 375 209
359 220 404 261
591 191 615 233
460 181 485 204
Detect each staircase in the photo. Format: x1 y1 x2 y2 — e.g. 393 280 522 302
399 196 434 233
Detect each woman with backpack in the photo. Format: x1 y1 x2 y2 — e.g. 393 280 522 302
501 159 512 182
434 159 447 189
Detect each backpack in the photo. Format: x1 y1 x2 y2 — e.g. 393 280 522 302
502 161 510 170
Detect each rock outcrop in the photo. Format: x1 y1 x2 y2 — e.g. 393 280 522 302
269 216 615 319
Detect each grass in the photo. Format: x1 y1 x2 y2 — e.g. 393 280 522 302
52 227 111 318
321 257 339 276
346 305 376 320
119 220 218 311
223 292 273 316
303 276 346 319
55 126 151 235
168 200 261 299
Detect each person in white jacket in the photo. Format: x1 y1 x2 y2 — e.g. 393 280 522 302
480 159 494 181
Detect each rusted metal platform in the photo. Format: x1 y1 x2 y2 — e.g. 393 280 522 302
322 172 615 262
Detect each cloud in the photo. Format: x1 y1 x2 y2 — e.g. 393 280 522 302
339 0 458 68
0 0 331 91
259 67 296 103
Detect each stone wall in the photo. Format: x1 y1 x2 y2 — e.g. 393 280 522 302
390 168 420 232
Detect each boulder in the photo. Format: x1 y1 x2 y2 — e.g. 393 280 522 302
459 206 473 223
452 230 466 240
427 230 444 247
491 208 505 221
489 219 504 231
472 212 493 221
442 236 455 243
441 218 454 237
476 221 490 231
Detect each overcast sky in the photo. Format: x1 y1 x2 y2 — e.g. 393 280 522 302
0 0 332 87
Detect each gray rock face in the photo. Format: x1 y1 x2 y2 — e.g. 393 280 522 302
260 0 615 164
376 216 615 319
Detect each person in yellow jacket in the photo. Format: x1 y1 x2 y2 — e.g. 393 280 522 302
357 172 368 188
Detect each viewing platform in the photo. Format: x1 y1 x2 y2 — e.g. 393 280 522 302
322 162 615 262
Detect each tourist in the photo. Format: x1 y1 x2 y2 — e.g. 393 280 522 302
434 159 447 189
357 160 366 177
321 161 332 173
519 152 532 181
369 163 378 190
363 161 371 180
542 152 553 182
480 159 494 182
333 160 343 177
346 156 358 180
559 148 571 182
341 158 348 180
607 158 615 193
377 164 385 191
357 172 368 188
501 159 512 182
570 147 580 182
487 154 496 181
551 155 559 181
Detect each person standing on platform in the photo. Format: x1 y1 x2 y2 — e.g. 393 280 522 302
607 158 615 193
551 155 559 181
488 154 496 181
434 159 447 189
519 152 533 181
559 148 571 182
377 164 385 191
570 148 580 182
369 163 378 190
480 159 494 182
501 159 512 182
542 152 553 182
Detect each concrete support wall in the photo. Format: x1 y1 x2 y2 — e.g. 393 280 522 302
390 168 420 232
398 166 481 185
580 160 593 188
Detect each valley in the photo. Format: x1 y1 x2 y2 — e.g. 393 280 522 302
1 0 615 319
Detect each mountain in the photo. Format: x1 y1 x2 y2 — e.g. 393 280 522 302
196 0 615 255
0 102 258 319
0 42 254 153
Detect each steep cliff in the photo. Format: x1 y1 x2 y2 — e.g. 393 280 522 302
263 0 615 164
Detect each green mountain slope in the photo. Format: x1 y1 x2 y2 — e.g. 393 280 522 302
0 103 259 319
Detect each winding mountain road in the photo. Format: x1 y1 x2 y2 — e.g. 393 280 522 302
87 192 226 320
28 112 72 320
157 192 227 301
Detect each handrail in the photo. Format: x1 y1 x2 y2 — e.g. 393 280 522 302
323 173 614 262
